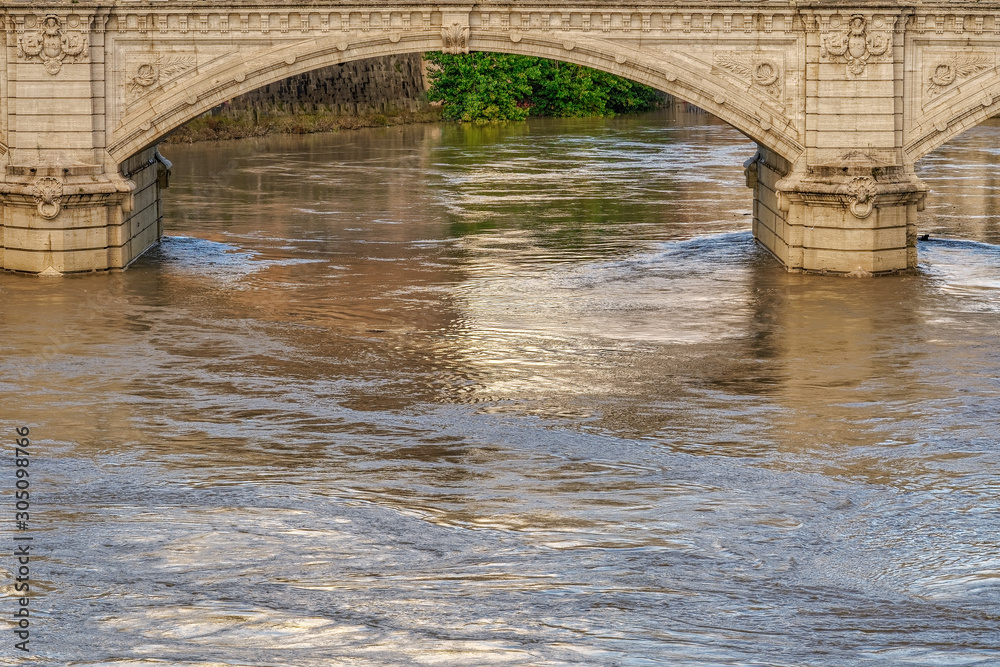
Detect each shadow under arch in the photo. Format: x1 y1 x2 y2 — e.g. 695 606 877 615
108 31 803 168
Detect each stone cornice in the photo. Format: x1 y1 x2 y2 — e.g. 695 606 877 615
2 1 998 9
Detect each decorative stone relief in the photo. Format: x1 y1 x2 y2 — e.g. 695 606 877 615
18 15 89 75
34 177 63 219
926 54 994 101
95 10 807 40
441 23 469 54
821 15 890 76
127 56 198 101
846 176 877 219
114 48 235 131
713 52 782 100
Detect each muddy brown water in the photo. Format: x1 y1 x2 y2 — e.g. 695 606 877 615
1 110 997 666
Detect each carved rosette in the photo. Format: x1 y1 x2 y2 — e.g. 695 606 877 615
821 15 890 76
17 15 88 75
127 56 198 102
926 54 994 102
34 177 63 220
713 52 782 100
442 23 470 54
846 176 877 219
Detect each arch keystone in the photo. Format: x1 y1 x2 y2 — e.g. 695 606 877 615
442 23 469 54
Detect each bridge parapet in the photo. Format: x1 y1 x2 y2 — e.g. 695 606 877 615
0 1 998 273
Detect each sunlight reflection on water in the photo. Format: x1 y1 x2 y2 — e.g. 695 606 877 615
0 111 997 666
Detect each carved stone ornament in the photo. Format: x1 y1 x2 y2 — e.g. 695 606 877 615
127 56 198 102
821 15 890 76
846 176 877 219
441 23 469 54
713 52 782 100
34 177 63 220
18 15 88 75
926 54 994 100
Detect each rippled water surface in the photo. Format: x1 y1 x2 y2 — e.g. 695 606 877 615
1 111 998 666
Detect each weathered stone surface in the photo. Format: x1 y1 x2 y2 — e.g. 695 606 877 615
220 54 428 117
1 2 999 274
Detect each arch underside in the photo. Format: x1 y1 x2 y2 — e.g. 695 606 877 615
906 76 1000 163
109 31 804 166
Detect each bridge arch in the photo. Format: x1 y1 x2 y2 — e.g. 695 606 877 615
108 31 803 167
7 3 993 276
905 74 1000 163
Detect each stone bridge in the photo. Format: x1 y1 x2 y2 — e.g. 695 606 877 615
2 1 999 275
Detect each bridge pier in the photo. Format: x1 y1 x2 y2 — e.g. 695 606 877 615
0 148 165 275
747 147 927 275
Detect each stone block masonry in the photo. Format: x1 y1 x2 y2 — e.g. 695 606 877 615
219 54 428 118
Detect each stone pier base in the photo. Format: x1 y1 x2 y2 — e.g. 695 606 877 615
0 147 167 275
747 146 926 276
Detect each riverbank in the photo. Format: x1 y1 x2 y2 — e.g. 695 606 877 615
161 52 678 144
164 106 444 143
162 99 690 143
164 52 433 143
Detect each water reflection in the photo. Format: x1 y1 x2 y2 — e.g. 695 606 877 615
0 110 997 666
918 117 1000 245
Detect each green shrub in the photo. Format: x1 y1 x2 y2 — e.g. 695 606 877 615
425 52 662 123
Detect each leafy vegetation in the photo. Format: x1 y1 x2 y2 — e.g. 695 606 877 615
425 52 663 123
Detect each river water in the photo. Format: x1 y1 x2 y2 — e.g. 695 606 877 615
1 110 998 665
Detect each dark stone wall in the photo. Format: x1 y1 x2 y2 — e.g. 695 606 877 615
221 54 428 116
